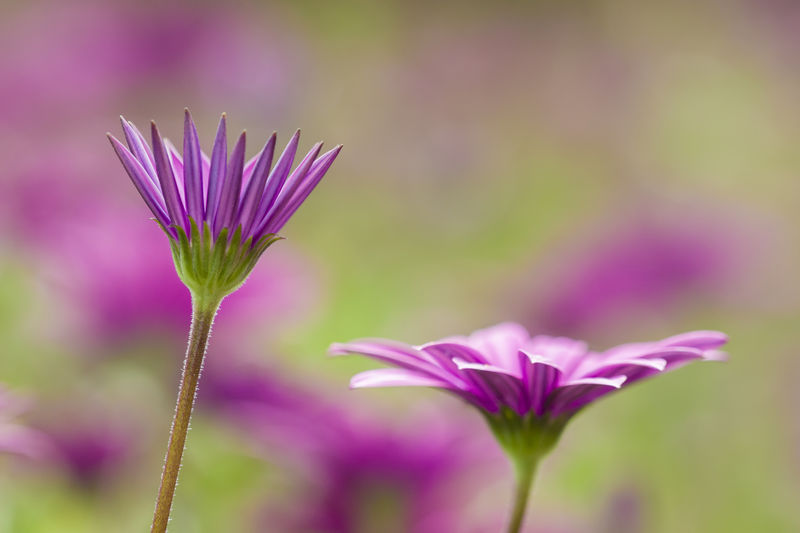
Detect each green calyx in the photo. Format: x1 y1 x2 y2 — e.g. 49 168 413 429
160 218 282 301
484 408 568 469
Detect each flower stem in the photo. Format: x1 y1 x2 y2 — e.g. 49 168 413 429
506 457 538 533
151 293 220 533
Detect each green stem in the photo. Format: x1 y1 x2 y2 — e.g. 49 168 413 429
151 293 221 533
506 457 538 533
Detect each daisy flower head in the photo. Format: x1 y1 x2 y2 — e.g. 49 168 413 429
108 110 341 301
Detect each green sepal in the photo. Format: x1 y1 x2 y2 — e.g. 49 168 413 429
484 408 568 468
155 217 282 301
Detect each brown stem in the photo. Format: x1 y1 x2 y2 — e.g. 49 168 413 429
151 294 220 533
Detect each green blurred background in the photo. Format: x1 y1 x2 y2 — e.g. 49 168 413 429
0 1 799 531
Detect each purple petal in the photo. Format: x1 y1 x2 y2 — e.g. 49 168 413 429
524 335 589 374
119 118 158 187
236 133 277 237
587 358 667 384
420 342 487 370
420 342 498 409
258 130 300 214
518 351 562 416
640 347 705 366
329 340 462 386
107 135 171 230
212 131 246 236
467 322 530 371
659 330 728 350
546 376 626 417
150 121 188 231
261 145 342 236
453 358 526 413
350 368 450 389
206 114 228 229
163 139 186 206
255 141 322 235
183 109 205 222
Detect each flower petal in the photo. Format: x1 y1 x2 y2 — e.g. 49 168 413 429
151 121 188 230
107 134 170 230
236 133 277 238
212 131 246 236
350 368 450 389
264 145 342 235
258 129 300 215
546 376 627 417
119 117 158 186
206 114 228 228
183 109 205 222
587 357 667 384
518 351 562 416
257 141 323 235
660 330 728 350
330 340 461 386
453 358 526 413
467 322 530 370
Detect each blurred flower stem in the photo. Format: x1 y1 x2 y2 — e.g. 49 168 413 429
507 456 538 533
151 293 220 533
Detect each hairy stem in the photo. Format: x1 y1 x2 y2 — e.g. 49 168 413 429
151 294 220 533
506 457 538 533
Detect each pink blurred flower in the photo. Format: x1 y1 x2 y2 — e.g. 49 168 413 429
37 418 136 491
0 1 300 127
36 202 321 349
202 361 497 533
0 386 49 459
521 216 746 337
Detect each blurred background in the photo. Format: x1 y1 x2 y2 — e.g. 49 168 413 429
0 0 798 531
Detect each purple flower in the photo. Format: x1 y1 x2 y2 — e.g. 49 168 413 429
0 386 49 459
39 420 135 491
331 323 726 423
202 362 496 533
331 323 726 532
526 219 742 337
39 203 319 349
108 110 340 299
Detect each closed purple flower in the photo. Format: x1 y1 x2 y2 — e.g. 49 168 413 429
108 110 340 299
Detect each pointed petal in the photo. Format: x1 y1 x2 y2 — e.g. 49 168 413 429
660 330 728 350
518 351 562 416
212 131 246 236
151 121 187 230
546 376 626 417
183 109 204 221
350 368 450 389
420 342 498 409
120 117 158 186
452 358 525 414
329 340 462 385
107 134 171 230
259 129 300 213
206 114 228 229
420 341 486 370
587 357 667 384
236 133 276 237
467 322 531 370
163 139 186 205
261 145 341 236
254 141 322 235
